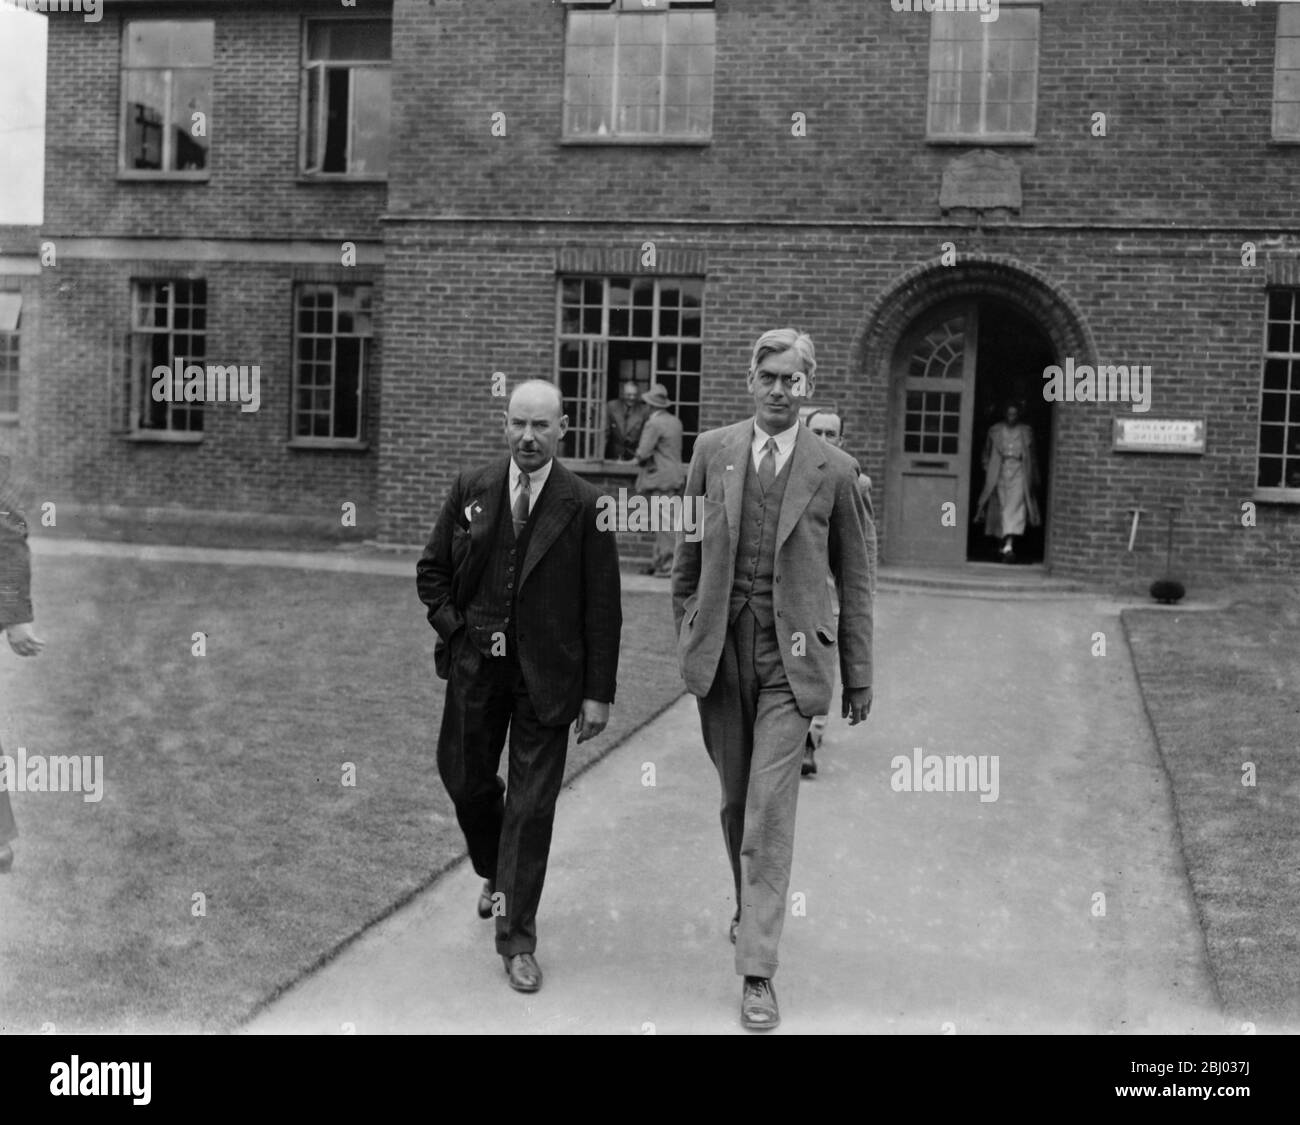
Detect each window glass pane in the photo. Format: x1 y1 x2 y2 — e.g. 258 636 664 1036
323 68 351 172
123 71 167 170
171 70 211 171
308 21 391 62
126 21 214 68
351 67 391 175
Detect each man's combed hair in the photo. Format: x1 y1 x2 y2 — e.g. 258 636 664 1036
749 328 816 381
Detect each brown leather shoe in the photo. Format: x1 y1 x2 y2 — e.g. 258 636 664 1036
503 952 542 993
741 976 779 1030
477 880 495 919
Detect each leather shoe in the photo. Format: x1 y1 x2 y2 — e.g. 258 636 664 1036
502 952 542 993
741 976 779 1030
0 843 12 873
801 736 817 777
476 880 495 919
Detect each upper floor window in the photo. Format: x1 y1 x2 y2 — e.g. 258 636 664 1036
302 19 392 177
1258 289 1300 493
1274 3 1300 140
121 20 214 176
927 5 1039 142
563 0 715 142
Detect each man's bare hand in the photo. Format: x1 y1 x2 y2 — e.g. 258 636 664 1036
574 699 610 744
6 622 44 658
842 685 872 725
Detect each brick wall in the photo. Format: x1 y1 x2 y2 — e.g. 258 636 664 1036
44 3 388 242
29 258 382 530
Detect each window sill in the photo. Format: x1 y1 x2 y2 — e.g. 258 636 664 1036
560 135 711 147
926 135 1037 147
125 432 203 444
117 172 211 183
295 175 388 185
1266 138 1300 147
564 458 640 475
287 438 370 452
1251 488 1300 504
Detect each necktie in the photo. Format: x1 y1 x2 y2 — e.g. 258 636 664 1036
512 472 531 539
757 437 778 492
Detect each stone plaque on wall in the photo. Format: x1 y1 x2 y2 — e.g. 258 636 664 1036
939 151 1022 213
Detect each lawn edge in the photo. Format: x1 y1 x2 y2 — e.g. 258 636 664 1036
231 677 691 1032
1118 604 1229 1018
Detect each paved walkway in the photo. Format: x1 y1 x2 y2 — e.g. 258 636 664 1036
241 587 1220 1035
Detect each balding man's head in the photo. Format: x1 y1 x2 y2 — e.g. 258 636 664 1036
503 379 568 472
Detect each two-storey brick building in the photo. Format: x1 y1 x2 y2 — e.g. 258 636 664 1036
27 0 1300 581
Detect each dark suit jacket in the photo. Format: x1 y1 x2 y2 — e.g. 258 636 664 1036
605 400 650 461
417 457 622 727
0 498 32 631
672 420 874 717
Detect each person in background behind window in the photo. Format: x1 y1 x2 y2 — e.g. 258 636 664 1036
605 379 649 461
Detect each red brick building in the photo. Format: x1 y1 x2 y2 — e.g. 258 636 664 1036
28 0 1300 581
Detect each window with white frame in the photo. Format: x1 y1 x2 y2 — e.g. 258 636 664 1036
556 275 702 462
293 284 373 443
1258 289 1300 492
927 5 1039 142
121 20 214 174
1274 3 1300 140
131 280 207 435
302 19 392 176
563 0 715 141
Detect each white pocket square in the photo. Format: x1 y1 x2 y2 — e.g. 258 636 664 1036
464 502 484 523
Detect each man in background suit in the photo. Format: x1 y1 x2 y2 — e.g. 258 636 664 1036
605 379 649 461
802 409 877 778
633 383 685 577
0 460 45 873
417 381 622 993
672 329 874 1030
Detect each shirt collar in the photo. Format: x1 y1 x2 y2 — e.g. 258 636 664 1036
512 457 554 492
753 419 801 455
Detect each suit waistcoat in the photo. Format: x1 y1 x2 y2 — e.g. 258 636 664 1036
463 478 534 655
728 450 791 629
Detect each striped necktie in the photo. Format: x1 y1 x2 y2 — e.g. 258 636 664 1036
512 472 531 539
758 437 778 492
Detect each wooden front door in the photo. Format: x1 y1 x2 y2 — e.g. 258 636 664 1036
884 305 978 566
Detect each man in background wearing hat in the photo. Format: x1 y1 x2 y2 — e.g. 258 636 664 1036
634 383 685 577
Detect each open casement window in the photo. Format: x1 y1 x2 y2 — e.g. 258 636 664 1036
292 284 373 444
1257 290 1300 494
563 0 715 141
121 20 213 175
302 19 392 176
927 5 1039 142
130 280 207 437
555 274 703 464
1274 4 1300 140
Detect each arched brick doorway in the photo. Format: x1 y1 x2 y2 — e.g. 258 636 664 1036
852 256 1096 569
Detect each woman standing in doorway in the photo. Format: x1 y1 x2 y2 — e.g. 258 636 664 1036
974 401 1040 563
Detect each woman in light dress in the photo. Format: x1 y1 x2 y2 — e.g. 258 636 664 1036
974 401 1040 563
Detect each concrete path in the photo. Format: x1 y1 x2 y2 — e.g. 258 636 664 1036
244 587 1220 1035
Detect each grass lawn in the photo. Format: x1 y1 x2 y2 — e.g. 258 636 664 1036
0 555 683 1033
1122 589 1300 1026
